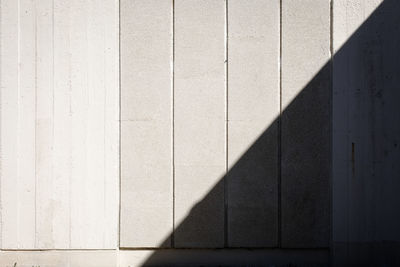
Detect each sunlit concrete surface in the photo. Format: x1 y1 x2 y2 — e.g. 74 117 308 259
0 0 119 249
120 0 173 248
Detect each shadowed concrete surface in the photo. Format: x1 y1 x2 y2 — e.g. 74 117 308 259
332 0 400 265
126 0 400 266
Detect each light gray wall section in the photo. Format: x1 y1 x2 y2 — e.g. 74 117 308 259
0 0 119 249
120 0 173 248
173 0 226 248
281 0 331 248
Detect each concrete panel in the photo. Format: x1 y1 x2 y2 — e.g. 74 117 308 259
332 0 383 250
332 0 400 264
18 0 37 248
120 0 173 248
103 0 120 248
72 0 118 249
227 0 280 247
1 0 25 248
281 0 331 247
0 0 119 249
53 0 119 249
174 0 226 248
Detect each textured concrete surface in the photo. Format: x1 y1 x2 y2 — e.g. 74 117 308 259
227 0 280 247
174 0 226 248
332 0 400 265
281 0 331 248
1 1 399 266
120 0 173 248
0 0 119 249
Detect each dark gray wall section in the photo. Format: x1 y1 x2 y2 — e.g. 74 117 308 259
333 0 400 265
227 125 279 247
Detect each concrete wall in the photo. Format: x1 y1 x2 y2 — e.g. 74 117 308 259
0 0 399 266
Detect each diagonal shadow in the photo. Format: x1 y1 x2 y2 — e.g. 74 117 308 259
132 0 400 266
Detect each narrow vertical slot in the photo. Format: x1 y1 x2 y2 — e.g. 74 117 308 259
278 0 283 248
171 0 176 248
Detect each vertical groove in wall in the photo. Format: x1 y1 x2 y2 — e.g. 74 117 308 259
17 0 21 247
171 0 175 248
329 0 334 256
103 0 107 247
118 0 121 248
51 0 55 249
223 0 228 248
68 1 72 248
0 0 2 250
345 1 350 259
34 0 38 248
278 0 282 249
113 0 118 251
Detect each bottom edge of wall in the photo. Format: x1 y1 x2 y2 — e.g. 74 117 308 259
0 248 330 267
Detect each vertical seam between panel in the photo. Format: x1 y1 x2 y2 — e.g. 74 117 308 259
102 0 107 248
0 0 2 250
116 0 120 261
345 3 350 262
330 0 333 252
171 0 175 248
51 0 55 249
68 0 73 249
278 0 282 249
34 0 38 248
17 0 21 248
118 0 121 249
224 0 228 248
